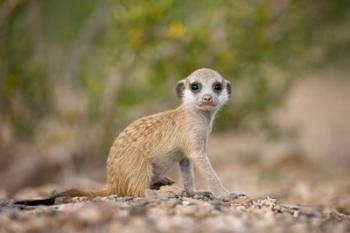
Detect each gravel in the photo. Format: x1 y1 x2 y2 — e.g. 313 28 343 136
1 186 349 233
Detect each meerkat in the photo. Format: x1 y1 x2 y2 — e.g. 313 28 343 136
15 68 243 205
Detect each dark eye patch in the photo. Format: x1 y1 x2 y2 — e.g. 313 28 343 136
190 82 201 93
212 82 223 93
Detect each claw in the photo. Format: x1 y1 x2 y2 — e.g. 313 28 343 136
188 191 214 200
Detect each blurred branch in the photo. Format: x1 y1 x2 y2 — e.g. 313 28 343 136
0 0 25 32
64 0 110 84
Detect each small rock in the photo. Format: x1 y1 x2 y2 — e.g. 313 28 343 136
210 201 223 211
164 198 182 208
175 204 198 215
68 202 114 224
145 185 183 201
128 205 148 216
144 189 158 202
298 206 322 217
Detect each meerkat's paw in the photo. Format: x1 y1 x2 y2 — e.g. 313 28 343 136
150 176 175 190
220 192 247 202
186 191 214 200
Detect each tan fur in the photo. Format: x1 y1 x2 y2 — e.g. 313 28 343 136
106 108 186 196
58 187 110 197
57 68 233 198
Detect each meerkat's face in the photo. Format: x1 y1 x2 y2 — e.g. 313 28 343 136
176 68 231 111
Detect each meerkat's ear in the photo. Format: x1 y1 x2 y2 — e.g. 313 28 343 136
176 80 185 98
226 80 232 97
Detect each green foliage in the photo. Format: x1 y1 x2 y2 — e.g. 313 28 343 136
0 0 349 142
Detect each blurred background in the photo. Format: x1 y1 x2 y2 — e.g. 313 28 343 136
0 0 349 213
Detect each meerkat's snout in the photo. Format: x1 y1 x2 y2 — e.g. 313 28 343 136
200 94 216 109
176 68 232 111
202 95 213 104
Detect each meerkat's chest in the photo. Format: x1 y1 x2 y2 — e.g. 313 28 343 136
183 119 211 143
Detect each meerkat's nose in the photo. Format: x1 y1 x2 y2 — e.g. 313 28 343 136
203 95 213 103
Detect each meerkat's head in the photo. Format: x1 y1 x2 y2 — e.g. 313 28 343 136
176 68 231 111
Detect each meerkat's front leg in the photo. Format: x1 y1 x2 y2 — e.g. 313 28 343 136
179 157 214 199
189 152 229 197
189 152 246 200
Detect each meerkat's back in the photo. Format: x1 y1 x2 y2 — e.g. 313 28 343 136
106 108 184 196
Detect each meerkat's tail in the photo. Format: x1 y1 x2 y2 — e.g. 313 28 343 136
57 186 110 198
13 186 110 206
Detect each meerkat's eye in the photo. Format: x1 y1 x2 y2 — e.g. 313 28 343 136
190 82 201 92
212 82 222 92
